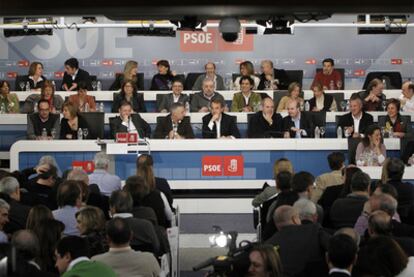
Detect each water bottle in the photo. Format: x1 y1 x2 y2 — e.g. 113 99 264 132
84 102 89 112
304 101 310 112
185 102 190 114
389 128 394 138
99 102 104 112
172 123 178 139
25 81 30 92
314 126 320 138
337 126 343 138
97 81 102 91
329 80 335 90
33 103 38 113
0 104 4 114
77 128 83 140
346 100 350 111
382 79 387 89
51 80 56 91
41 128 47 139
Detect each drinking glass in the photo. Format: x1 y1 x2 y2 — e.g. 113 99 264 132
82 128 89 139
320 127 326 138
382 101 387 111
340 100 347 111
19 82 25 91
91 81 97 91
51 128 57 140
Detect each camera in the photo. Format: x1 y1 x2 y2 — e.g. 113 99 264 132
219 18 241 42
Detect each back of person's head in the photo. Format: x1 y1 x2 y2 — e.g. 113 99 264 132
357 236 408 276
368 210 392 236
327 234 357 270
0 176 19 196
33 218 64 268
37 164 58 181
334 228 361 247
327 152 345 171
64 58 79 69
273 205 300 230
374 183 398 199
109 190 133 214
37 155 59 169
275 171 292 191
291 171 314 193
340 166 362 197
75 206 106 234
273 158 294 177
0 170 12 182
56 236 89 260
11 230 39 261
372 193 398 216
94 152 110 170
249 244 283 277
350 171 370 193
67 169 89 185
124 175 149 206
386 158 405 181
26 205 53 230
56 180 81 208
136 154 156 190
293 198 317 222
106 217 132 245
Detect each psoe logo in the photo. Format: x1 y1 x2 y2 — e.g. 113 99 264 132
202 155 244 176
202 156 222 176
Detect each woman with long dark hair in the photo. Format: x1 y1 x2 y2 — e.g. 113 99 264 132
355 125 387 166
111 80 146 112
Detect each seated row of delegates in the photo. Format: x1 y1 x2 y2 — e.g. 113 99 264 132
17 61 47 91
23 80 64 113
192 62 225 91
277 82 304 112
109 60 142 91
158 79 189 113
154 102 195 139
150 60 176 91
233 61 261 90
202 99 241 139
190 78 225 112
0 80 19 113
60 101 90 139
112 80 146 113
308 83 338 112
27 99 60 140
231 76 262 112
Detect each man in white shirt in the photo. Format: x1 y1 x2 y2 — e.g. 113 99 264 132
202 99 240 138
400 81 414 112
110 101 151 138
89 152 122 197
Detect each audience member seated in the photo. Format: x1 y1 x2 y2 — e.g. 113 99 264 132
282 99 314 138
55 235 116 276
400 82 414 112
18 61 47 91
265 205 330 277
27 99 60 140
110 101 151 139
231 76 262 112
92 218 161 277
109 60 141 90
150 60 176 90
26 205 53 231
248 97 283 138
293 198 321 226
355 125 387 166
258 60 289 90
252 158 294 207
111 80 146 113
136 154 173 208
311 58 342 90
202 99 241 139
309 83 338 112
25 164 59 210
76 206 108 256
0 80 19 113
11 230 57 277
326 234 358 277
62 58 92 91
337 93 374 138
109 190 160 254
53 180 82 236
68 81 96 112
60 102 91 140
359 78 386 111
23 80 64 114
330 171 370 228
0 199 9 242
190 78 225 112
88 152 121 197
354 236 414 277
378 98 411 138
233 61 260 90
312 152 345 203
0 176 30 234
154 102 195 139
247 244 283 277
158 79 189 113
192 62 225 91
276 82 304 112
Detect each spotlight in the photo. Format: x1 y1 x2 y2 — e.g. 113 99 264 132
219 18 241 42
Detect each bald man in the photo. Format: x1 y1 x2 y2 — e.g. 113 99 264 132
282 99 314 138
248 97 283 138
400 81 414 112
257 60 289 90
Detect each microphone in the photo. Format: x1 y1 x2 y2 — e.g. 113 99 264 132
192 257 216 271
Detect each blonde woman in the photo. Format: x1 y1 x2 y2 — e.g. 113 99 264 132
277 82 304 112
110 60 140 90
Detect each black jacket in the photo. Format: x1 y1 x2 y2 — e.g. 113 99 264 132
111 92 147 113
153 115 194 139
282 112 314 138
330 194 368 228
59 115 90 139
248 112 283 138
202 113 241 138
16 75 47 90
337 112 374 137
150 73 175 90
309 93 335 112
109 114 151 139
258 68 289 90
61 68 92 91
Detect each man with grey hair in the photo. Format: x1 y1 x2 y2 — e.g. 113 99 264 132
190 78 225 112
334 227 361 247
109 190 160 254
0 199 9 242
293 198 318 223
153 102 195 139
88 152 121 197
0 176 30 233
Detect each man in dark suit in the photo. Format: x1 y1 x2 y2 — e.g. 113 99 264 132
326 234 357 277
153 102 194 139
257 60 289 90
282 98 314 138
62 58 92 91
202 99 241 139
27 99 60 140
337 93 374 138
110 101 151 139
248 97 283 138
